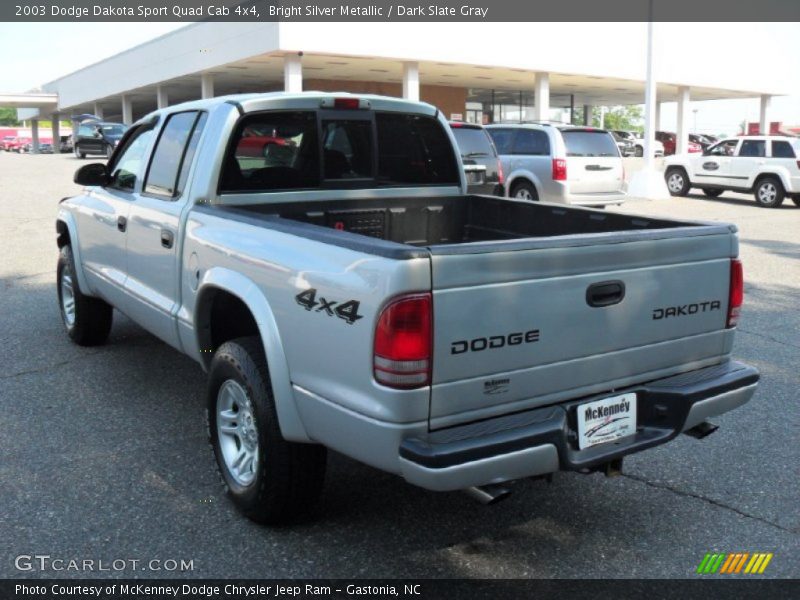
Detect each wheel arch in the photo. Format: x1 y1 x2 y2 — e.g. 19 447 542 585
505 170 541 199
56 209 91 294
753 171 788 191
194 268 310 442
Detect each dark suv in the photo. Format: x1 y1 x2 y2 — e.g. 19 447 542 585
449 122 504 195
73 121 128 159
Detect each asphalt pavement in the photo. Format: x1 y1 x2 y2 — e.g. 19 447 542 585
1 152 797 579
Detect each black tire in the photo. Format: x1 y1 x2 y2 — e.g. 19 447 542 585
754 177 785 208
510 180 538 201
634 145 643 157
702 188 724 198
57 245 113 346
665 167 690 197
791 197 800 207
207 336 327 525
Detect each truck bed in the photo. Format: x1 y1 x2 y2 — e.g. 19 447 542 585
230 195 711 250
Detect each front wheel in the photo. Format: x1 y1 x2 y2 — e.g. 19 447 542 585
57 245 113 345
665 168 690 196
754 177 785 208
207 336 327 525
510 181 538 201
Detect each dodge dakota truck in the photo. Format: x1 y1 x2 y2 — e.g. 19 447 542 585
57 92 759 524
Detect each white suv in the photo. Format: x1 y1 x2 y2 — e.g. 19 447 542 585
664 136 800 208
486 124 626 207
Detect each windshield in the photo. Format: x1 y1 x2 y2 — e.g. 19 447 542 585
562 130 619 157
450 127 495 158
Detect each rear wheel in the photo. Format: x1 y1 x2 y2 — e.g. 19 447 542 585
511 180 538 201
665 168 690 196
57 245 113 346
754 177 785 208
207 336 327 525
702 188 724 198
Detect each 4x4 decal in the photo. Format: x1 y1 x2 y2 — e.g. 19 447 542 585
295 288 363 325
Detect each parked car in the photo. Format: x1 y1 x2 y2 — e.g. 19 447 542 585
22 141 54 154
689 133 714 151
656 131 702 156
664 136 800 207
74 121 128 158
486 124 625 206
449 122 504 195
610 131 636 157
1 135 16 151
59 92 757 524
60 135 74 153
619 131 665 157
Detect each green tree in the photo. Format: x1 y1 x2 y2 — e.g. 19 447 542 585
0 107 20 126
586 105 644 132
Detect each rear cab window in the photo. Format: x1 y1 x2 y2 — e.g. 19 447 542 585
220 110 459 193
561 130 619 157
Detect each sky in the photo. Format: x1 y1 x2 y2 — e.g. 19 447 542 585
0 22 798 136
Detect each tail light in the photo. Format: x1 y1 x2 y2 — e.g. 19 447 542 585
552 158 567 181
374 293 432 389
727 259 744 328
497 160 505 186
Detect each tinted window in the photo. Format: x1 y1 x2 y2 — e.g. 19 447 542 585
375 113 459 186
221 111 319 192
561 131 619 157
772 140 796 158
144 112 199 197
739 140 766 158
451 127 496 158
78 124 95 137
322 119 372 179
109 128 154 192
486 128 514 154
513 129 550 155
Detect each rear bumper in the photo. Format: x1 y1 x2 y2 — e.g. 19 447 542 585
399 361 758 491
560 190 627 206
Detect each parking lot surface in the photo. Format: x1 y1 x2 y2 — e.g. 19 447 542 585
1 153 798 579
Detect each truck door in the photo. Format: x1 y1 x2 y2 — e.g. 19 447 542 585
74 124 155 309
123 111 207 350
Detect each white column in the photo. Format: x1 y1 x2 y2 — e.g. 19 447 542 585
93 102 104 120
31 119 40 153
121 95 133 125
627 17 669 200
583 104 593 127
156 85 169 109
402 62 420 102
51 116 60 153
599 106 606 129
654 101 662 132
201 73 215 99
676 86 690 155
283 54 303 93
759 94 771 134
534 72 550 122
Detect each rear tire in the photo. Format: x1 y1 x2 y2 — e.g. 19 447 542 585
665 168 690 196
702 188 724 198
754 177 785 208
57 245 113 346
510 180 538 201
207 336 327 525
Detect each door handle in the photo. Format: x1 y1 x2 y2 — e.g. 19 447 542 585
160 229 174 249
117 216 127 232
585 164 612 171
586 280 625 308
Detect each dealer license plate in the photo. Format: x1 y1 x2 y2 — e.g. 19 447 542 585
576 393 637 450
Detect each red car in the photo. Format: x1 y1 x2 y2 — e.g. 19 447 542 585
7 137 31 153
656 131 702 156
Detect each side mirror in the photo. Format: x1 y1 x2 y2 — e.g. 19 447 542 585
74 163 110 187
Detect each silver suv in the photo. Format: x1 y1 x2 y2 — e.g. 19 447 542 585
486 124 626 207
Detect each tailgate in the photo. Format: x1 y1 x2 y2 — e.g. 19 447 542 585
562 129 623 193
428 228 736 429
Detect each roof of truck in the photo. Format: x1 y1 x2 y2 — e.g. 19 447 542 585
136 91 439 125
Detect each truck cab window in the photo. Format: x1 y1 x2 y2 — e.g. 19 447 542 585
108 128 154 192
144 111 201 198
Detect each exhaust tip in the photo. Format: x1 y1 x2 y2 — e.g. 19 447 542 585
464 484 512 506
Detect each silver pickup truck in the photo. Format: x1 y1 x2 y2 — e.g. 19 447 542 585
57 93 759 524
